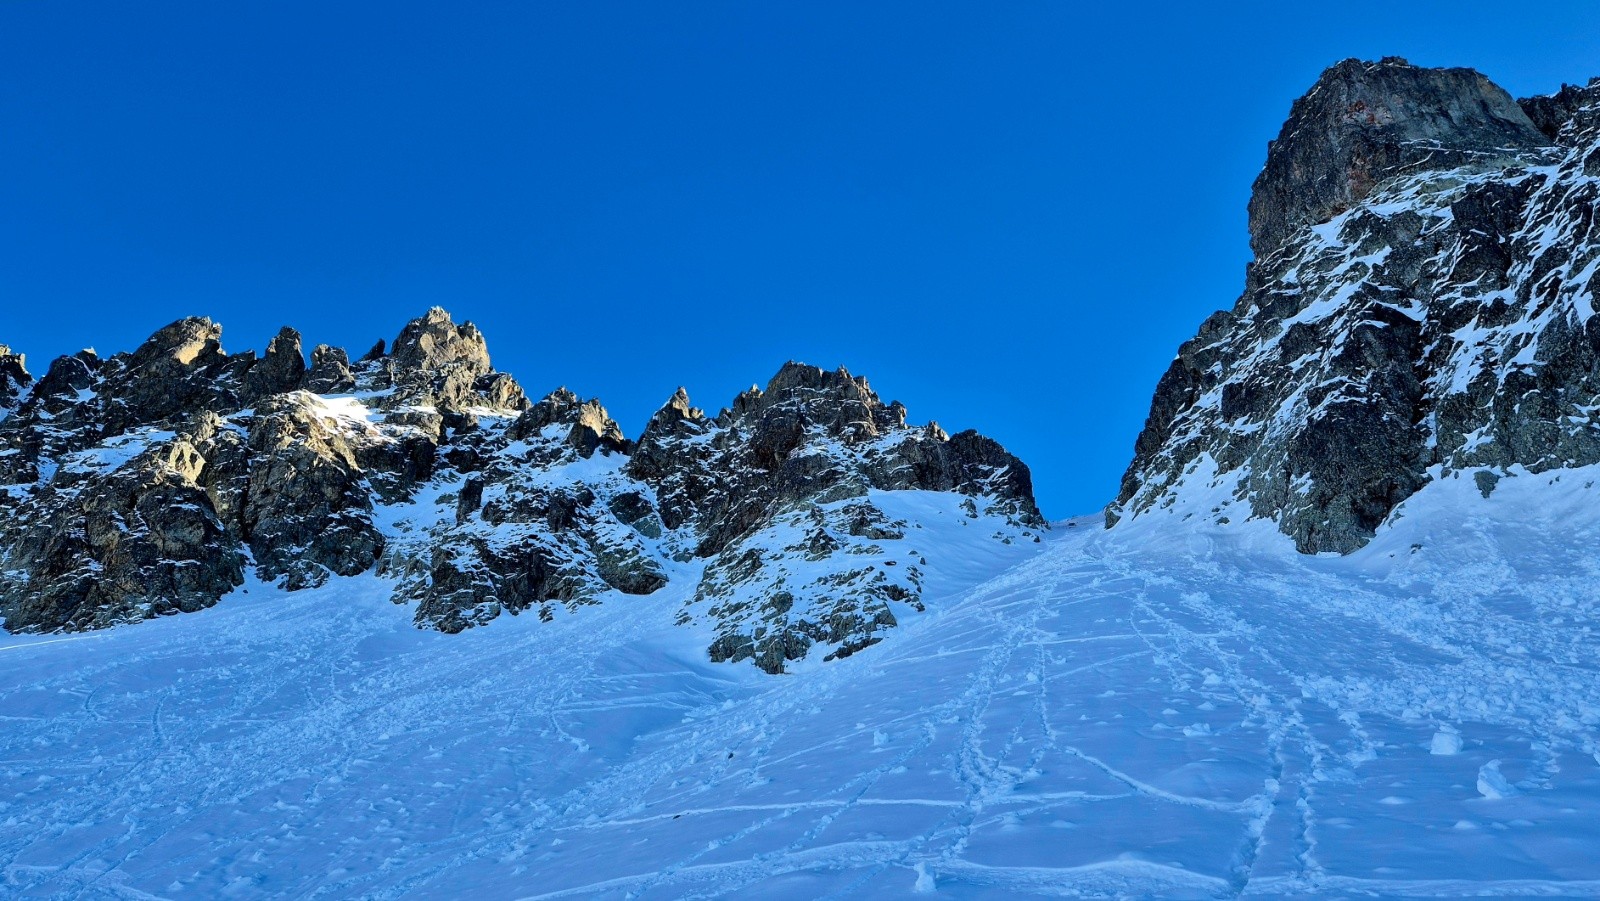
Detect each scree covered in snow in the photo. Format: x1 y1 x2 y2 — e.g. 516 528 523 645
3 465 1599 898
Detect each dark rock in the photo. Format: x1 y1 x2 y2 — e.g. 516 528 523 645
508 388 626 456
456 477 484 523
1518 78 1600 143
477 372 530 411
1248 58 1552 258
411 537 591 633
633 362 1040 671
569 399 629 457
242 327 307 401
635 364 1042 559
101 317 234 431
626 388 712 519
33 351 100 409
0 309 1044 676
391 307 490 377
593 537 668 595
1113 60 1600 553
238 392 385 589
305 344 356 394
0 439 245 633
376 309 523 416
607 490 664 538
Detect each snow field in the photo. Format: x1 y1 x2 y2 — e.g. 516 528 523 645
3 469 1600 897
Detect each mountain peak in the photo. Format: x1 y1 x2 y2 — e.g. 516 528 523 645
130 317 226 369
1248 58 1552 257
390 307 490 376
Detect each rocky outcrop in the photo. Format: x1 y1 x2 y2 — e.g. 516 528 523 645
304 344 356 394
507 388 628 457
1247 57 1552 258
0 311 1041 672
621 362 1043 671
391 307 491 375
632 362 1042 553
0 344 29 411
0 434 245 632
387 361 1043 672
375 306 501 414
390 387 663 631
0 309 516 631
242 327 307 401
232 393 386 590
1518 78 1600 142
1113 60 1600 553
105 318 236 429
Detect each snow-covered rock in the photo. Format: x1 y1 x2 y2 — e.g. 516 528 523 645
1112 58 1600 553
0 310 1043 671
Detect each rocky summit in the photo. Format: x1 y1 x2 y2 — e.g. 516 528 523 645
1112 58 1600 552
0 309 1043 672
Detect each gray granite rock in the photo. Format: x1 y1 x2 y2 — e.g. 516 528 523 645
236 392 386 589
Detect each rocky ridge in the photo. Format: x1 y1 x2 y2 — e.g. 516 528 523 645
0 310 1042 672
1112 58 1600 552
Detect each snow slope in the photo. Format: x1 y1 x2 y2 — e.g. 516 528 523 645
4 470 1600 898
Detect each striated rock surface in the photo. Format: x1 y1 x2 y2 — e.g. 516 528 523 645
0 311 1042 671
1113 60 1600 552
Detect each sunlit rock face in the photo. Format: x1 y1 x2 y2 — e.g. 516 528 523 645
0 310 1043 671
1113 58 1600 553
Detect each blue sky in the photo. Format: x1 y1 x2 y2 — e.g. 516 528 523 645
2 2 1596 516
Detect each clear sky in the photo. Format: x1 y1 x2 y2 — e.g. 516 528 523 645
2 2 1596 516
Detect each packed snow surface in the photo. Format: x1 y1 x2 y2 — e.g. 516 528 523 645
4 470 1600 898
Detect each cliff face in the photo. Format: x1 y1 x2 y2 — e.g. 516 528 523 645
1113 59 1600 552
0 310 1043 671
1246 57 1552 258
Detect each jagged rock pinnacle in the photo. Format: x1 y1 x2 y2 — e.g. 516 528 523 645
391 308 491 376
242 326 307 401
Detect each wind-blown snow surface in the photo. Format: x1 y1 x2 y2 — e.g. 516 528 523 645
5 474 1600 898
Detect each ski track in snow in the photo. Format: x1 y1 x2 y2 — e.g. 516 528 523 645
4 475 1600 897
